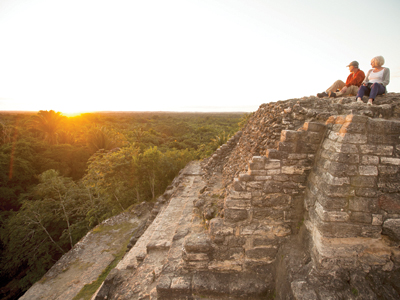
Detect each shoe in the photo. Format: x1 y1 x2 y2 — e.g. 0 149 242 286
356 98 363 103
328 91 336 98
367 99 373 105
317 92 328 98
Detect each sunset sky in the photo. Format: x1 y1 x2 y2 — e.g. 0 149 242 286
0 0 399 113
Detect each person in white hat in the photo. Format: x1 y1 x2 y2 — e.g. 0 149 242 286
317 61 365 98
356 56 390 105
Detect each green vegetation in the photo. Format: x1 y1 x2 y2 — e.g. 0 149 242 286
72 222 133 300
0 110 245 300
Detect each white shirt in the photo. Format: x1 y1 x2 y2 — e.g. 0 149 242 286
368 69 384 83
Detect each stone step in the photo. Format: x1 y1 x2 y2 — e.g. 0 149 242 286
157 271 271 299
116 172 198 270
93 162 205 300
146 175 197 253
115 204 169 270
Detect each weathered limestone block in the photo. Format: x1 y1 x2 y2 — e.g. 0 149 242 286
191 272 230 295
339 121 367 134
248 169 267 176
355 187 378 197
280 130 300 143
282 166 306 175
328 131 339 141
382 219 400 242
183 253 209 262
315 218 380 238
246 181 264 189
287 153 308 160
378 165 399 174
324 151 360 164
360 145 393 156
381 157 400 165
157 275 172 294
371 214 383 225
208 260 242 272
349 196 379 213
278 141 297 152
321 172 350 186
238 173 253 181
184 261 209 271
361 155 379 165
350 176 376 188
245 246 277 260
359 246 391 266
266 149 281 159
271 224 291 237
253 208 284 221
388 120 400 133
228 190 252 200
263 181 284 193
345 114 369 124
224 198 251 209
272 174 290 182
240 222 273 236
224 209 248 222
315 202 350 222
392 248 400 264
297 142 320 153
378 194 400 214
291 281 318 300
252 193 291 208
350 212 372 224
378 177 400 193
368 134 400 145
359 165 378 176
233 178 246 191
312 230 365 260
302 121 326 133
266 169 281 175
326 161 358 177
252 236 280 247
184 233 213 253
249 156 266 170
367 118 391 134
289 174 307 183
265 159 281 169
316 194 348 210
336 133 367 144
322 139 358 153
169 276 192 295
323 185 355 197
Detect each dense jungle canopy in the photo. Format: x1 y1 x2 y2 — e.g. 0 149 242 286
0 110 247 300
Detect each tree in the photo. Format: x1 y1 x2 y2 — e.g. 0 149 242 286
0 170 90 291
211 131 231 148
27 110 66 145
86 126 126 154
82 145 141 224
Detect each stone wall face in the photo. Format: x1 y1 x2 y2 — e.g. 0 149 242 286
222 94 400 186
185 94 400 295
305 115 400 271
184 121 327 273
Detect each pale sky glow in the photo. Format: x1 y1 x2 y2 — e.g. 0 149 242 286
1 0 400 113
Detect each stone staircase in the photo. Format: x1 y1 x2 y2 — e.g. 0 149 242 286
92 161 205 300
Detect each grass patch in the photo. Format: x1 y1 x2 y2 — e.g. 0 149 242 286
72 237 130 300
72 221 136 300
92 221 133 235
